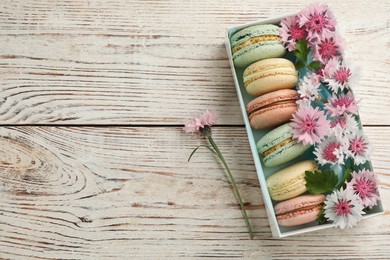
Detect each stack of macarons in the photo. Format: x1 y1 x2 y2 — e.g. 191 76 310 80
231 24 324 227
266 160 325 226
231 24 299 130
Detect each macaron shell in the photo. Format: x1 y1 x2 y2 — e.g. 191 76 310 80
233 43 286 68
268 177 307 201
247 89 298 129
256 123 311 168
230 24 285 68
244 58 298 96
264 141 310 168
274 194 326 226
230 24 281 45
249 102 297 129
266 160 317 201
257 123 293 154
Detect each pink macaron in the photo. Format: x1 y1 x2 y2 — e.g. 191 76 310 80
246 89 298 129
274 194 326 227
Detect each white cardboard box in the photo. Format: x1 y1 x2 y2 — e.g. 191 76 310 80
225 14 384 238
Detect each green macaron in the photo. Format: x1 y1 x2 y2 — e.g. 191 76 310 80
257 123 311 168
230 24 286 68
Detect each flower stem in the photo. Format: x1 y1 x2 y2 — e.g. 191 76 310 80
207 134 254 239
336 167 352 190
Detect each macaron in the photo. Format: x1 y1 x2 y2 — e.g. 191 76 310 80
274 194 326 226
246 89 298 129
243 58 298 96
266 160 317 201
230 24 286 68
257 123 311 168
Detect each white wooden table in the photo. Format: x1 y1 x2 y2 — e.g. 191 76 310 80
0 0 389 259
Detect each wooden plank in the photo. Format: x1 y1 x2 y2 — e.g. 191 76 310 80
0 126 388 259
0 0 389 125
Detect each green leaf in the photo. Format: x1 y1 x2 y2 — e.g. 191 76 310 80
305 169 339 194
336 168 353 189
293 50 306 62
308 61 322 71
316 206 328 224
295 61 305 70
187 145 216 162
188 145 201 162
296 38 309 57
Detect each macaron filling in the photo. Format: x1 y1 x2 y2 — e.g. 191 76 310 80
232 35 281 53
244 62 296 77
276 204 323 221
244 70 298 88
261 137 293 157
248 99 297 121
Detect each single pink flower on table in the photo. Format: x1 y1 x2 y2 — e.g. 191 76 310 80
297 72 321 101
313 32 344 64
280 15 307 51
325 92 359 117
183 110 253 239
324 188 365 229
183 110 217 134
298 3 336 42
290 106 330 145
346 131 372 165
314 134 349 166
346 169 380 208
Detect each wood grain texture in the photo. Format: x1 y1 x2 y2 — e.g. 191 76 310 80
0 0 389 125
1 0 390 259
0 126 389 259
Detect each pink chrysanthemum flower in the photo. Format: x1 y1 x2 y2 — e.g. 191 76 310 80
280 15 307 51
313 32 344 64
298 3 336 42
290 106 330 145
325 92 359 117
314 134 348 166
324 188 365 229
322 58 360 94
321 57 341 80
183 110 217 134
346 169 380 208
330 114 359 139
346 131 372 165
297 73 321 101
327 67 352 93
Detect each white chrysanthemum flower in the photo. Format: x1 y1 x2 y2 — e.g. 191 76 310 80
330 114 360 139
324 188 365 229
297 73 321 101
346 169 380 208
346 131 372 165
314 133 349 166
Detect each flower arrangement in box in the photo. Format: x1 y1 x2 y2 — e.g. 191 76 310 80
279 3 381 229
224 2 383 237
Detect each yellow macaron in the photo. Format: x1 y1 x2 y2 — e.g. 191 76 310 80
243 58 298 96
266 160 317 201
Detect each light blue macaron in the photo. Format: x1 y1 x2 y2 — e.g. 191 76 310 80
230 24 286 68
257 123 311 168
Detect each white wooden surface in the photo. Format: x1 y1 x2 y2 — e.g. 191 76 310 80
0 0 389 259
